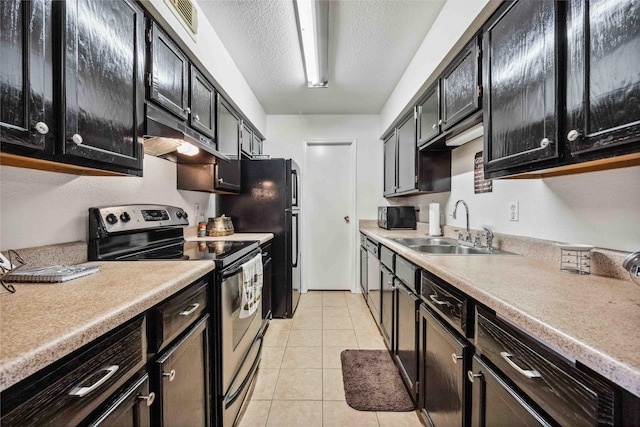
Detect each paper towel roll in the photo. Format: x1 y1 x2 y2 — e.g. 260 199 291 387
428 203 442 236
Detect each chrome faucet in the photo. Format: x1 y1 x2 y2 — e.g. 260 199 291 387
453 200 471 244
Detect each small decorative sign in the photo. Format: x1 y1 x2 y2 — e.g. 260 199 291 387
474 151 492 194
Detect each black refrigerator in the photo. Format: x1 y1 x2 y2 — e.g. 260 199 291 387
217 158 301 318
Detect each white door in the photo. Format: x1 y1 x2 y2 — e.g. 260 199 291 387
304 141 356 291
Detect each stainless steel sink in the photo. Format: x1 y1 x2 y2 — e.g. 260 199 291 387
391 237 514 255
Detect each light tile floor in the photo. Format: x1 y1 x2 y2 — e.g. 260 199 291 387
237 291 425 427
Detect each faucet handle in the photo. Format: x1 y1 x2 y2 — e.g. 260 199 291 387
482 227 494 249
454 229 463 240
474 234 482 247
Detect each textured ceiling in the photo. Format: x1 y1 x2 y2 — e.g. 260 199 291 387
197 0 446 114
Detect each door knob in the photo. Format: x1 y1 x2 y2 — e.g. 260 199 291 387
451 353 463 364
467 371 483 383
344 216 350 223
71 134 83 145
35 122 49 135
567 129 580 142
163 369 176 382
138 392 155 407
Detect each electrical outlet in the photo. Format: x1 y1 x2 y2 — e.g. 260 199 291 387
508 201 519 222
194 203 200 216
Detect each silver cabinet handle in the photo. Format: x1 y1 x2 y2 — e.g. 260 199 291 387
218 178 224 183
195 114 200 121
185 107 191 114
69 365 119 397
567 129 580 141
432 123 437 129
163 369 176 382
179 303 200 316
500 351 541 379
344 216 350 223
138 392 155 407
35 122 49 135
451 353 463 364
72 134 83 145
438 119 443 125
429 294 448 306
540 138 550 148
467 370 482 383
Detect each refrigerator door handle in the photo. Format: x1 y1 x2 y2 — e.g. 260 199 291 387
291 169 298 207
292 212 299 268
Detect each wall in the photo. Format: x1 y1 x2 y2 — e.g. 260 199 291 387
0 157 214 251
402 139 640 253
142 0 266 134
379 0 500 136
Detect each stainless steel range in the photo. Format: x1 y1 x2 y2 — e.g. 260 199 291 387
88 204 267 427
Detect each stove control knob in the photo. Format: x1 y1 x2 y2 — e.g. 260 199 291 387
182 212 188 219
176 211 183 219
105 213 118 225
120 212 131 222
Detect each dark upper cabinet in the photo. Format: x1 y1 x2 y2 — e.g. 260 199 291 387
565 0 640 158
0 0 53 154
215 95 241 192
189 65 216 138
149 22 189 120
396 112 418 194
483 0 560 176
241 123 252 156
383 132 397 196
417 83 440 147
63 0 144 172
442 36 481 131
251 133 262 155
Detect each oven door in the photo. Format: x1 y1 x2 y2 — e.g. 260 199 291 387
220 252 263 394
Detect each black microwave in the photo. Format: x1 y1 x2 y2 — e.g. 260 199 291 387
378 206 416 230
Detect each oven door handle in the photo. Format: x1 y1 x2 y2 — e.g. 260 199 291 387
221 250 261 279
222 265 244 280
224 333 264 408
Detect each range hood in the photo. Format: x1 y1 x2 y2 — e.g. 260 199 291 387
144 103 229 163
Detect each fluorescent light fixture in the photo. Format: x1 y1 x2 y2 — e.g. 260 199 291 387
294 0 328 88
177 141 200 156
445 123 484 147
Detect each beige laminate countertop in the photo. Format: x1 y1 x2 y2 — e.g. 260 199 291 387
360 224 640 397
0 260 215 392
184 232 274 244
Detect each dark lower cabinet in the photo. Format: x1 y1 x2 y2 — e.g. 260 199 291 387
395 283 419 401
469 356 552 427
565 0 640 158
0 0 53 153
380 264 395 348
261 242 273 320
419 304 472 427
360 243 368 301
87 374 152 427
153 314 210 427
483 0 560 177
62 0 144 172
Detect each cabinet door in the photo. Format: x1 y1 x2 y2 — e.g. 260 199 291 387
360 246 368 299
251 133 261 155
367 252 381 322
483 1 559 175
241 123 252 155
63 0 144 171
395 283 418 401
420 305 471 427
442 36 480 131
88 374 152 427
383 132 397 196
0 0 53 153
417 83 440 147
262 255 272 319
469 356 552 427
189 65 215 138
566 0 640 157
396 112 417 194
154 315 210 427
380 265 394 348
215 96 241 192
149 22 189 120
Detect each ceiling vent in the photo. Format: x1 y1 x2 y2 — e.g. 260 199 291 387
165 0 198 36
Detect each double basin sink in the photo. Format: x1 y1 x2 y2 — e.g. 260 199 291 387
392 237 513 256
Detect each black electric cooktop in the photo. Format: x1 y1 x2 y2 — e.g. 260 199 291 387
188 240 260 267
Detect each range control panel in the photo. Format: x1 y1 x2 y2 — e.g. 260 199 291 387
91 204 189 234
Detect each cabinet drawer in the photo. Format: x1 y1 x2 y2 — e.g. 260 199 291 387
149 280 208 353
395 256 418 293
1 316 146 426
365 238 379 258
380 245 395 271
476 307 616 426
421 270 472 337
